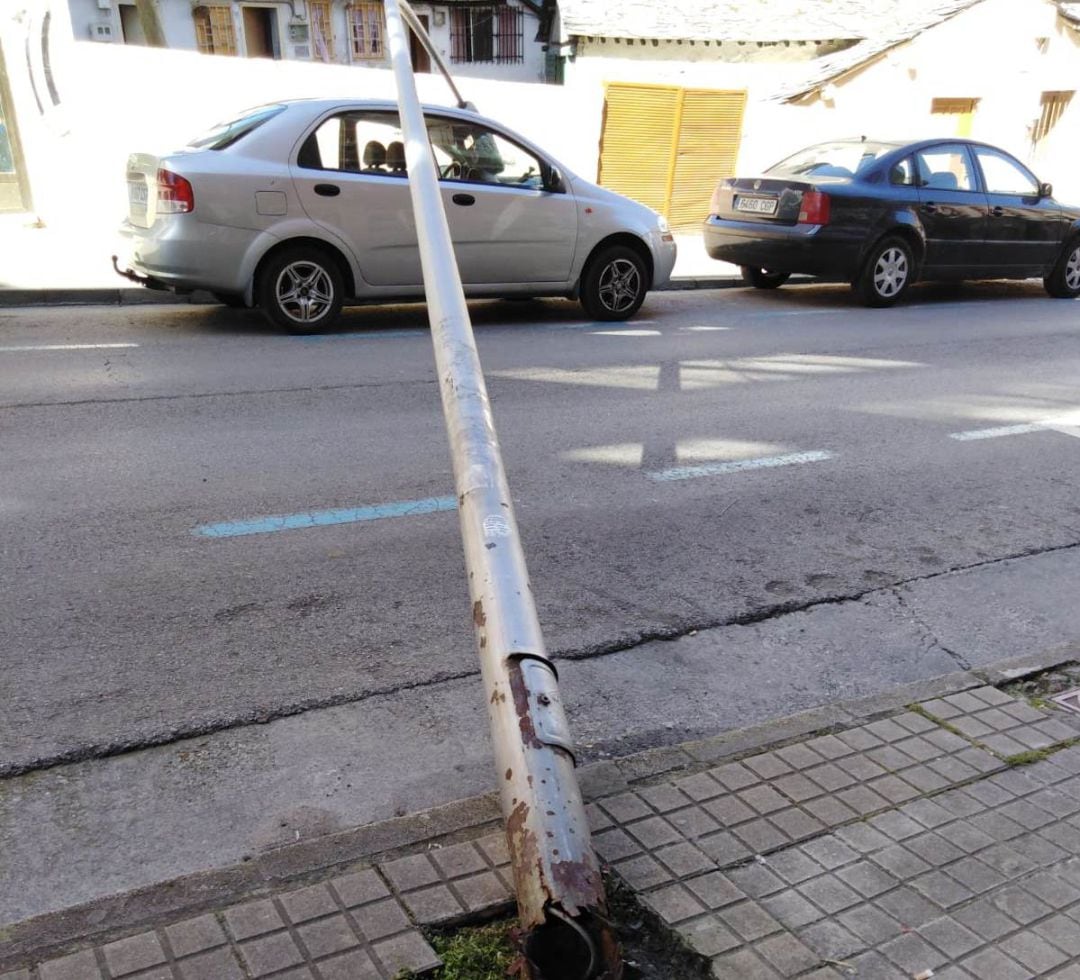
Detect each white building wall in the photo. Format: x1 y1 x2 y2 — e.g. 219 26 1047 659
1 1 584 231
9 0 1080 232
64 0 545 82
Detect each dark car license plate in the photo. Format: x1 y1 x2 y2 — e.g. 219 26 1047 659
735 195 778 216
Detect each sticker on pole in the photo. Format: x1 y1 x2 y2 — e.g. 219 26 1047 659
483 515 512 538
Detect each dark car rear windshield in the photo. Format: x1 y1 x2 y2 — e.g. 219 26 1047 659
766 141 898 179
186 104 286 151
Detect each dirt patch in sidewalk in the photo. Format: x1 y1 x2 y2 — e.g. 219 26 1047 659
403 874 709 979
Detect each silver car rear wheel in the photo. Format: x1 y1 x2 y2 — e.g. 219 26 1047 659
258 246 344 333
581 245 648 321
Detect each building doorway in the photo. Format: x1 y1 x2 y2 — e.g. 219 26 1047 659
242 6 279 58
0 44 31 213
409 14 431 73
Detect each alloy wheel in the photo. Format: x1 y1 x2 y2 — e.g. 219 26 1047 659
1066 246 1080 292
597 258 642 314
276 261 335 324
873 246 909 298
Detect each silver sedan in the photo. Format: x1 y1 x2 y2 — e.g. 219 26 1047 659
116 99 677 332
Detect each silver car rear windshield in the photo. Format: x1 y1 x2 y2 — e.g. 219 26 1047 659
767 141 897 179
186 104 286 151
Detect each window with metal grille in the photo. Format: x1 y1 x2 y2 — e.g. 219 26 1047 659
1034 91 1073 145
309 0 334 61
450 4 523 64
193 5 238 56
348 2 385 60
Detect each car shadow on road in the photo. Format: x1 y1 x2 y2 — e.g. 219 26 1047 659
733 278 1050 311
175 296 605 337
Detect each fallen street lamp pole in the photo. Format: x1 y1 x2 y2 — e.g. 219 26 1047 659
382 3 621 977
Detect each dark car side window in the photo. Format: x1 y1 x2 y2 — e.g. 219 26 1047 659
889 157 918 186
915 145 976 191
973 147 1040 196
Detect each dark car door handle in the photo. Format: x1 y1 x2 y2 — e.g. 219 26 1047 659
991 205 1005 217
922 202 938 214
452 193 476 206
314 184 340 197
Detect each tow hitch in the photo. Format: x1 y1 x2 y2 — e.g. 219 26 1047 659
111 255 168 291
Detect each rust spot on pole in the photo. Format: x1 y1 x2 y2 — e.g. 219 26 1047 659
472 600 486 626
505 768 513 780
549 859 604 905
508 663 543 749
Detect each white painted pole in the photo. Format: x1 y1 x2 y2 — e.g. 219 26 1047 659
381 2 620 976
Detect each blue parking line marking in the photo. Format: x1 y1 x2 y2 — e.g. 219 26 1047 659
194 495 457 538
648 450 834 482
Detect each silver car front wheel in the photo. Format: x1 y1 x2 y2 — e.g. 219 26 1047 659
258 246 344 333
581 245 648 321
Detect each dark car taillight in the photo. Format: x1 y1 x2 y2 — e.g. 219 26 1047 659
157 168 194 213
798 190 830 225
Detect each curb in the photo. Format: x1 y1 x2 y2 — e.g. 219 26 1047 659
0 288 218 308
0 277 743 309
5 643 1077 969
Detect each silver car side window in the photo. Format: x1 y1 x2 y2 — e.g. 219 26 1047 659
426 118 545 189
300 111 406 176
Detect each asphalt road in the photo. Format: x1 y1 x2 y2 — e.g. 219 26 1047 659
4 281 1080 781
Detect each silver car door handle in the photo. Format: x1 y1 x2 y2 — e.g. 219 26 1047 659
314 184 340 197
452 193 476 206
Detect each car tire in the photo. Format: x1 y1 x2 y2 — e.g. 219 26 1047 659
580 245 648 321
855 235 914 307
1044 238 1080 298
258 246 344 333
741 266 790 289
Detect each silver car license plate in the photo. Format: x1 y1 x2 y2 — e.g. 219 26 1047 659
128 180 148 210
735 195 777 215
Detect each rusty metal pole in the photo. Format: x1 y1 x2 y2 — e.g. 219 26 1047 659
382 3 621 977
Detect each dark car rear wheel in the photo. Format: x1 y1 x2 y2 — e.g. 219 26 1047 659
1044 238 1080 298
741 266 790 289
258 246 344 334
580 245 648 321
855 236 913 307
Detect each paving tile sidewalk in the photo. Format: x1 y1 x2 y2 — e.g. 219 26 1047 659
5 680 1080 979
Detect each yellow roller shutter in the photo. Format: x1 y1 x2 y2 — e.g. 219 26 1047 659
598 83 681 214
668 88 747 230
599 82 747 230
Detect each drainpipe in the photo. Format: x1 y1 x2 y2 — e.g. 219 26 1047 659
382 2 622 976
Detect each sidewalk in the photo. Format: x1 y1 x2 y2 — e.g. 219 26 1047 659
5 653 1080 979
0 215 742 303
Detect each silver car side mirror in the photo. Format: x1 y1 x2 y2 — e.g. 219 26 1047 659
545 167 565 194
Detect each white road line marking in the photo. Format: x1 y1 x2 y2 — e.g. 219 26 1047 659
949 423 1047 441
0 343 140 352
647 450 834 482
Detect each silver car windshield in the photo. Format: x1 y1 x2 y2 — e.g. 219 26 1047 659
767 141 897 179
186 104 286 151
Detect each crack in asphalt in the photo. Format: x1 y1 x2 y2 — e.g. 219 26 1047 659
4 536 1078 781
890 587 973 671
0 377 439 412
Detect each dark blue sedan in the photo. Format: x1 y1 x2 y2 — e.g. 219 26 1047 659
703 137 1080 306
